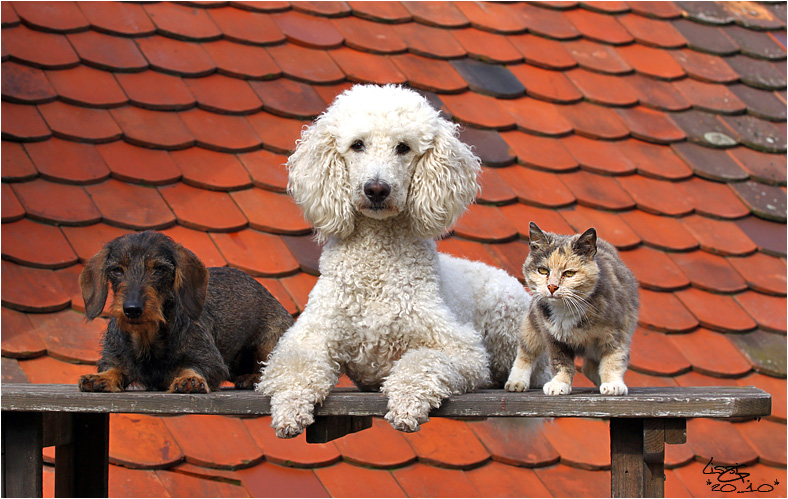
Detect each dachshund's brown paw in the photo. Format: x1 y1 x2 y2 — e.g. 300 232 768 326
234 373 261 390
168 369 209 393
79 371 124 392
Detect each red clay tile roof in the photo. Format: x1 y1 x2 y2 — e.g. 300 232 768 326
2 1 786 497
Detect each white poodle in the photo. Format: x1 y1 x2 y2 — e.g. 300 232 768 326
257 84 549 437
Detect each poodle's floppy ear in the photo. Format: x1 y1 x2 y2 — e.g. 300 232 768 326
287 116 354 243
408 118 481 239
79 247 110 320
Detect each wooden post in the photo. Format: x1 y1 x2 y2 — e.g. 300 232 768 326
55 413 109 498
2 411 43 498
643 419 666 498
611 418 646 498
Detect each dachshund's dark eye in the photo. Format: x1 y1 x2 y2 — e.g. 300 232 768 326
109 267 124 278
396 143 410 155
350 140 364 152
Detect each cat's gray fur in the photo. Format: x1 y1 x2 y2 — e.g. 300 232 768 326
505 222 639 396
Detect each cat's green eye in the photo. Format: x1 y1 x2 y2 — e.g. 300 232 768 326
537 267 549 275
563 270 576 277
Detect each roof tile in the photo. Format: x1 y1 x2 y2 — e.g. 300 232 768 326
243 416 339 468
514 3 580 40
637 288 698 333
1 1 20 26
669 327 753 377
331 16 406 54
565 68 638 106
401 1 469 28
671 18 738 56
497 165 576 208
158 183 247 232
248 78 325 120
389 50 469 91
163 415 263 469
619 245 689 291
674 49 739 84
402 418 490 469
466 461 554 498
45 65 126 108
348 1 410 23
290 1 349 17
451 28 522 65
26 308 102 364
97 141 182 186
484 239 531 279
534 464 610 498
38 101 122 143
685 418 758 466
728 252 787 296
210 229 299 277
500 203 575 238
542 418 610 469
563 39 631 74
738 418 787 467
9 1 87 33
60 223 130 262
441 92 514 130
2 101 51 141
621 209 698 251
328 47 407 85
75 1 156 36
618 139 693 180
624 73 691 112
202 40 282 80
280 235 319 276
396 22 466 59
681 215 758 256
454 204 517 243
2 358 29 383
470 418 560 467
503 131 577 172
676 286 758 333
279 271 318 313
738 372 786 422
24 138 109 184
617 175 693 216
2 218 77 269
673 77 746 115
722 0 786 30
669 249 748 294
245 112 307 154
136 36 216 77
178 109 262 153
169 147 252 191
579 2 629 14
562 135 635 175
1 260 70 313
628 327 691 376
266 43 344 84
734 291 787 333
314 462 405 498
674 1 733 25
459 128 514 168
559 170 635 211
564 8 632 45
731 181 787 222
617 43 685 80
454 1 527 33
727 54 786 91
560 205 641 249
727 24 786 61
332 417 416 468
156 469 250 497
735 216 786 257
730 84 787 122
143 3 222 41
617 13 686 48
66 31 148 72
435 237 500 269
509 33 575 70
477 169 514 205
207 6 284 45
237 149 289 192
254 277 297 316
673 459 785 498
557 101 629 140
2 61 57 104
11 179 100 226
391 463 480 498
728 329 785 378
115 71 195 111
108 414 183 469
160 225 227 268
18 355 88 384
616 106 686 144
505 97 573 137
110 106 194 150
721 114 786 154
236 461 328 498
85 179 176 230
671 141 748 181
670 110 740 149
1 184 25 222
1 307 45 359
184 74 262 115
509 63 582 103
450 59 525 98
272 10 344 49
231 188 311 235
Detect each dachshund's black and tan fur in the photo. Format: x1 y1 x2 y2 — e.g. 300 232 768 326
78 231 293 393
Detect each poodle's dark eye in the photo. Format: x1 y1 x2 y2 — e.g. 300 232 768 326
395 143 411 155
350 140 365 152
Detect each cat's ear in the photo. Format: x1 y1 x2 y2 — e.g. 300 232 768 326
574 227 597 259
529 222 549 251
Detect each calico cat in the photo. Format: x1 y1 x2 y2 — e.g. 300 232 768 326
505 222 639 396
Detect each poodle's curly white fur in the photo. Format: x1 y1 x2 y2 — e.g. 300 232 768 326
257 84 549 437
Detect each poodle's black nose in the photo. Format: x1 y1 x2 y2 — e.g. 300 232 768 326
364 180 391 204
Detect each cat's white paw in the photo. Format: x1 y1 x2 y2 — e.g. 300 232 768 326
504 367 531 392
600 381 628 396
543 379 571 395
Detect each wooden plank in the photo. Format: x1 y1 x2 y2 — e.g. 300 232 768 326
43 412 73 447
663 418 687 445
2 411 43 498
55 413 109 498
0 384 772 419
611 418 645 498
306 416 373 443
643 419 666 498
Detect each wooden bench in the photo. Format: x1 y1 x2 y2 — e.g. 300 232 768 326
1 383 771 498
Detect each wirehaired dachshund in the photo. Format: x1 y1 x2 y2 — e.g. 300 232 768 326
78 231 293 393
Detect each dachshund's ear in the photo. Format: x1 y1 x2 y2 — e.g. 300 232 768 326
80 247 110 320
408 119 481 239
287 117 354 243
174 244 208 321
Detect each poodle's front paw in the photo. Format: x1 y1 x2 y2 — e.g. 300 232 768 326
600 381 628 396
543 379 572 395
385 408 428 433
270 392 315 439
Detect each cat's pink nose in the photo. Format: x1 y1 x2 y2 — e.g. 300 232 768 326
548 284 559 295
